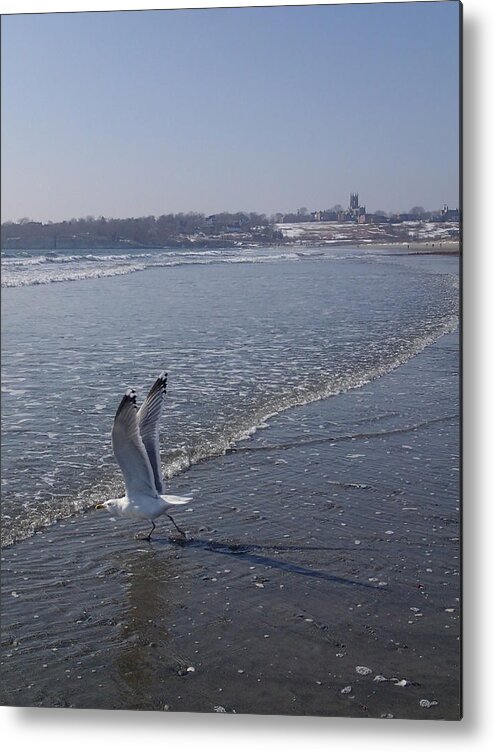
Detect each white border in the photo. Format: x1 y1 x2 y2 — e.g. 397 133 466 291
2 0 493 749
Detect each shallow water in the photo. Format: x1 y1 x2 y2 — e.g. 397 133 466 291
1 246 458 546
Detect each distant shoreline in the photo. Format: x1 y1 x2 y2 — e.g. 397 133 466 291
362 240 460 255
291 240 461 255
1 239 461 255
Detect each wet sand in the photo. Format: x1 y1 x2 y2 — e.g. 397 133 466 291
381 241 460 255
350 241 460 255
0 331 460 719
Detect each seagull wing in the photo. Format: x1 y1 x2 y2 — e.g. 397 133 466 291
112 388 157 497
137 372 167 494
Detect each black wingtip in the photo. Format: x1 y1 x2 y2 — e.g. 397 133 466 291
115 388 137 417
158 371 168 393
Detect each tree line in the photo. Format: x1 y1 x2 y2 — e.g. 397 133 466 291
1 212 281 250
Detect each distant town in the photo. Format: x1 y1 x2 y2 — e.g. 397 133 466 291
1 193 461 251
302 192 460 225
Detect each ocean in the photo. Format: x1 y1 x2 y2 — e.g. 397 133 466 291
1 244 460 717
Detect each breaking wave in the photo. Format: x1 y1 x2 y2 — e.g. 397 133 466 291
1 248 313 288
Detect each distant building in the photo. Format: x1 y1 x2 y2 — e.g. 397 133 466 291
440 205 460 221
347 192 366 223
308 193 367 224
310 210 339 222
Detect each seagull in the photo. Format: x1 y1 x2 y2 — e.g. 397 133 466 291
95 372 192 540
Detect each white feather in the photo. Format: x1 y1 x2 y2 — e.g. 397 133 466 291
102 373 193 539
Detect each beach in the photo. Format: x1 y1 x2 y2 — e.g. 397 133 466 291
1 247 460 718
383 241 460 255
275 221 460 252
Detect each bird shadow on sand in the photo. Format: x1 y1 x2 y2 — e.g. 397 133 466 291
150 535 384 591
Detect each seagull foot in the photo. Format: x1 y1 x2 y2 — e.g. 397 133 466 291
136 532 152 541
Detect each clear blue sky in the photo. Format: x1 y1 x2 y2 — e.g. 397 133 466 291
1 2 460 222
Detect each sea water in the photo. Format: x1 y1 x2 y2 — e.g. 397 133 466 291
1 246 459 547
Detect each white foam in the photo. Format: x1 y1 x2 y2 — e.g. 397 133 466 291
1 247 325 288
159 313 458 483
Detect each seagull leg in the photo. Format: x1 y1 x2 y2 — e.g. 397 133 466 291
167 513 186 538
136 520 155 541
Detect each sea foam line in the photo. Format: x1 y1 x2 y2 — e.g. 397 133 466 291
1 312 458 548
1 249 330 288
161 313 459 480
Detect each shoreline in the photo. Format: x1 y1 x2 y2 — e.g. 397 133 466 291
1 240 460 255
295 240 460 255
369 240 460 255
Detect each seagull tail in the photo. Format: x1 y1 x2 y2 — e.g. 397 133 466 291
161 494 193 505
